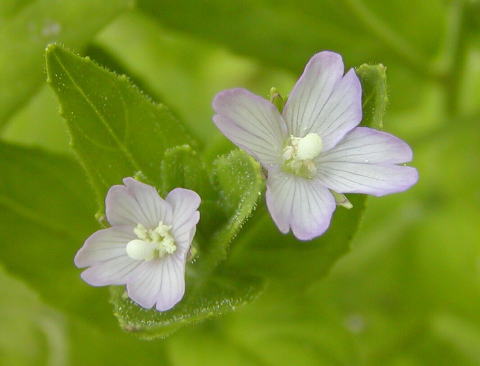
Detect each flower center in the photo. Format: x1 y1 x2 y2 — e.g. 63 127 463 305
282 133 323 178
126 222 176 261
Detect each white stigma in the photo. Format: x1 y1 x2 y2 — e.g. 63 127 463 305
126 222 176 261
282 133 323 178
126 239 156 261
296 133 323 160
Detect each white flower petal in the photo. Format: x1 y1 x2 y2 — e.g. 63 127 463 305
316 162 418 197
74 226 134 268
213 88 287 168
166 188 201 247
166 188 200 231
80 255 141 286
155 256 185 312
319 127 413 164
283 51 362 150
188 224 197 244
106 177 172 227
266 169 337 240
174 211 199 254
126 255 185 311
125 260 163 309
315 126 418 196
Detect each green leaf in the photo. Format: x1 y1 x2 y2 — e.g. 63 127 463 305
85 43 164 106
69 319 173 366
168 286 359 366
0 142 178 362
229 196 367 285
45 45 197 207
0 0 132 126
93 11 230 145
228 64 389 285
202 149 265 270
138 0 445 116
138 0 444 76
160 144 214 197
0 141 117 325
356 64 388 129
0 263 174 366
160 144 219 242
0 264 53 366
110 271 264 339
46 47 266 338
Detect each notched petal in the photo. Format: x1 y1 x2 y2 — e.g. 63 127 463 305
212 88 287 168
105 177 172 227
166 188 201 248
266 170 337 240
282 51 362 150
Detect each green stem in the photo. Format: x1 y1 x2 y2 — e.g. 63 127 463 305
228 196 268 262
443 0 468 117
342 0 440 79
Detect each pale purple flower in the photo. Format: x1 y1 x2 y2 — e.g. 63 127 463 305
212 51 418 241
75 178 200 311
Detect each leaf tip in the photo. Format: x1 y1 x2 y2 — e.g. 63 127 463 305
45 42 59 54
45 43 70 63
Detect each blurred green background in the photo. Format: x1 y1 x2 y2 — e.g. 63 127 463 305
1 0 480 365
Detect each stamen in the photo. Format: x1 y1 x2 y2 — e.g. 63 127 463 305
282 133 323 178
126 222 176 261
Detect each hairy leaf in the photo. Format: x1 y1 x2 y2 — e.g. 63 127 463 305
160 144 213 197
110 271 264 339
46 47 265 338
160 144 218 240
356 64 388 129
46 45 196 207
202 150 265 270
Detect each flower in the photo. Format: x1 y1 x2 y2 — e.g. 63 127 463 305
74 177 200 311
212 51 418 240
